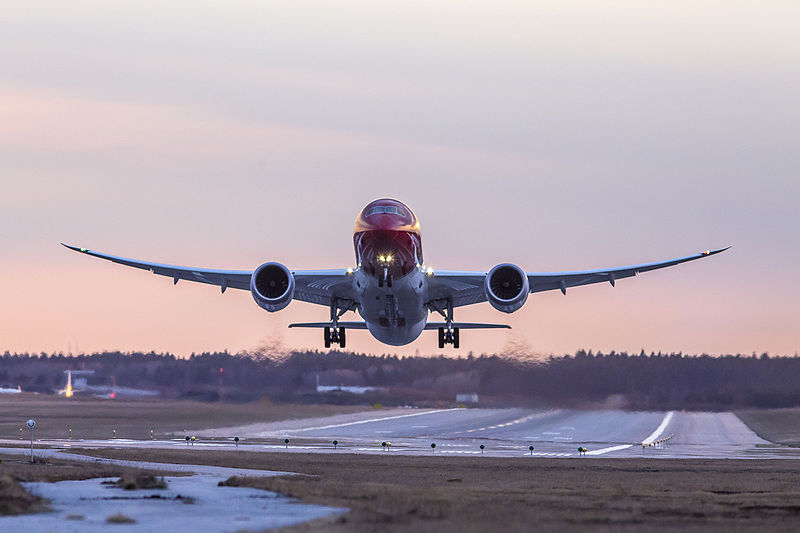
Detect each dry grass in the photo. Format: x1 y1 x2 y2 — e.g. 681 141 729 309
0 474 49 515
72 448 800 532
106 512 136 524
736 409 800 446
0 453 183 484
0 394 367 440
115 473 168 490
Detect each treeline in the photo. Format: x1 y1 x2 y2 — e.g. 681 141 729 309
1 349 798 410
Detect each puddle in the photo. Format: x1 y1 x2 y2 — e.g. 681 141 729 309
2 475 342 532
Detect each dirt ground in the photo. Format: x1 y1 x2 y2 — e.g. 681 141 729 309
71 448 800 532
736 409 800 446
0 394 366 440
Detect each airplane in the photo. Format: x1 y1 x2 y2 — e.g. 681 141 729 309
63 198 728 349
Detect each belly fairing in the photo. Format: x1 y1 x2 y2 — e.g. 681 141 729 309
355 268 428 346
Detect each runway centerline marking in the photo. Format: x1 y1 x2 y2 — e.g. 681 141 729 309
288 408 462 433
641 411 674 444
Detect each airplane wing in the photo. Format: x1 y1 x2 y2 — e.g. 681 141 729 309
427 247 729 308
61 244 353 307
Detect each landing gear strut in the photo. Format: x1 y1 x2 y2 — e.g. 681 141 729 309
432 299 460 349
323 299 352 349
378 267 393 288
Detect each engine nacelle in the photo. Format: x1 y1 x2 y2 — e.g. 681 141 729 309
250 262 294 312
485 263 529 313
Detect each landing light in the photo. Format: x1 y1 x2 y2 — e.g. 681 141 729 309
426 267 434 276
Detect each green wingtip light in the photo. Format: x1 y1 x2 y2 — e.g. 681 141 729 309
80 248 88 253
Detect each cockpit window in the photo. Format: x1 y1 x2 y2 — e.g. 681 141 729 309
366 206 400 217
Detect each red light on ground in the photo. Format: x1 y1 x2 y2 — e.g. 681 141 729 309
110 392 115 399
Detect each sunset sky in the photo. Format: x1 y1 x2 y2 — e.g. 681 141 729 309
1 1 797 357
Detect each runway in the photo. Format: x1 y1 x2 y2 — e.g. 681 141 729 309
17 408 800 460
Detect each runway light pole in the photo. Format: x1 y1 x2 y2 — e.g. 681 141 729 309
27 419 36 463
234 436 239 448
431 443 436 453
480 444 485 454
333 440 338 450
284 438 289 449
529 445 534 455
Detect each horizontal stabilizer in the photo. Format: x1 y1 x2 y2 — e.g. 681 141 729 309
424 322 511 330
288 322 369 329
289 321 510 330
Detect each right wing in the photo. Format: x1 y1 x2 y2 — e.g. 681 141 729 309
427 247 730 308
62 244 355 307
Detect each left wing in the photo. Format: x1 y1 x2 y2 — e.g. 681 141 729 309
427 247 730 308
61 244 353 307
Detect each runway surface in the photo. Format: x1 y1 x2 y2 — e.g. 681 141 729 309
12 408 799 459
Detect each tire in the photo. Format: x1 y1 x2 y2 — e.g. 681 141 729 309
438 327 445 349
339 328 346 349
453 328 460 349
324 327 331 348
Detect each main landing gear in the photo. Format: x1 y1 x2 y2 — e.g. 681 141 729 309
324 326 346 349
437 326 459 349
432 299 460 349
323 299 353 349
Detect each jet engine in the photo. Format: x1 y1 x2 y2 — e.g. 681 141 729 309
250 262 294 312
484 263 529 313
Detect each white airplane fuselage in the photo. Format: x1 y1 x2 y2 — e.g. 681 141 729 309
350 199 429 346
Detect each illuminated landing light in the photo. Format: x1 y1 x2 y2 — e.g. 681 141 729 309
426 267 434 276
346 267 354 275
704 250 710 255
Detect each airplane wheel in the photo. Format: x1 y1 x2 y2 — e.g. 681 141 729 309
339 328 346 348
438 327 445 349
324 327 331 348
453 328 460 349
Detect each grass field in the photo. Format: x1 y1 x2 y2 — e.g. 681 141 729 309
71 448 800 532
0 394 367 440
736 409 800 446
